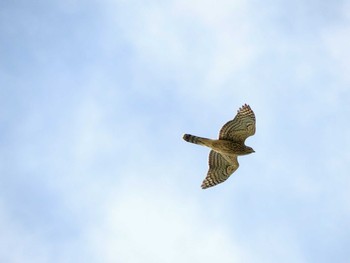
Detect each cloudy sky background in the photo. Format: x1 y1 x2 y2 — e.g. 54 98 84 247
1 0 350 262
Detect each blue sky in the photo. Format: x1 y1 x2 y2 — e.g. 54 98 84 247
1 0 350 262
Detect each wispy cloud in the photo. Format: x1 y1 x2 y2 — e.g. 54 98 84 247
1 0 350 262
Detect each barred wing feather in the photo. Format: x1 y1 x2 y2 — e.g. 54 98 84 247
219 104 256 142
201 150 239 189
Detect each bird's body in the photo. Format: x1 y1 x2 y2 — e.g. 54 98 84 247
183 104 256 189
183 134 253 156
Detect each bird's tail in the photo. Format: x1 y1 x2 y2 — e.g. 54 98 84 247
183 134 212 146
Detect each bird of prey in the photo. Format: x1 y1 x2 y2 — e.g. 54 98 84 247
183 104 256 189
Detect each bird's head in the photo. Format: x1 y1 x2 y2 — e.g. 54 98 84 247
245 146 255 154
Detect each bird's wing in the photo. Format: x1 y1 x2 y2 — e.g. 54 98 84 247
219 104 256 143
201 150 239 189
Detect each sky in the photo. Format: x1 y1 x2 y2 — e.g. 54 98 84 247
1 0 350 262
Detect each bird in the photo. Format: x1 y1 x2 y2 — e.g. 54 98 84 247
183 104 256 189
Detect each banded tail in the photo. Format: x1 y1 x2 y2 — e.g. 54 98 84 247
183 134 212 146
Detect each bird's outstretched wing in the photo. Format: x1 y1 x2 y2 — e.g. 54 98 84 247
219 104 256 143
201 150 239 189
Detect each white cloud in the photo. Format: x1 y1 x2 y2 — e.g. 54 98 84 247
86 179 247 263
106 0 260 101
2 0 350 262
322 25 350 83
